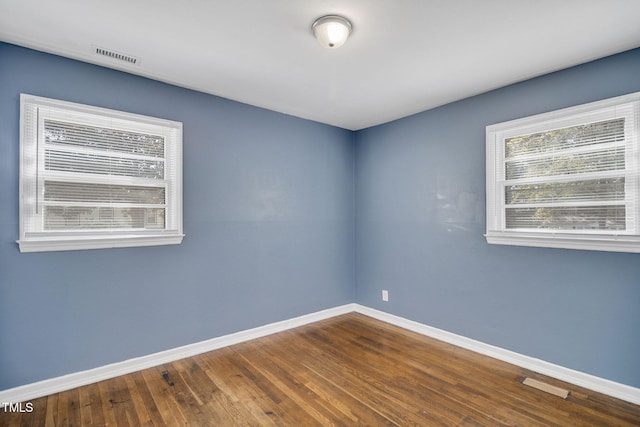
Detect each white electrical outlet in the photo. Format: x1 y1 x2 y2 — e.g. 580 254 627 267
382 290 389 302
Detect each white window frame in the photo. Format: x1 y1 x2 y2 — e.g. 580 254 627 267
18 94 184 252
486 92 640 253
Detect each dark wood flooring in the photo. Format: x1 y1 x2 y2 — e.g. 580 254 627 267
2 313 639 426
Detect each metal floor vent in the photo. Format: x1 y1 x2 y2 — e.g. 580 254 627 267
522 377 570 399
95 47 139 65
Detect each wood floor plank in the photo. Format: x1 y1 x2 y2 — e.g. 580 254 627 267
77 381 94 426
20 395 46 427
43 393 57 427
237 339 349 426
240 335 369 424
293 330 470 425
181 355 258 425
294 319 502 425
122 373 152 426
96 376 120 427
83 382 106 427
1 410 20 426
149 364 192 426
157 362 209 424
138 366 183 426
322 315 583 425
55 389 69 426
129 370 165 426
222 346 320 426
282 326 478 423
200 347 284 425
2 313 639 426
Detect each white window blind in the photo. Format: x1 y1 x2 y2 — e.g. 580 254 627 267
18 94 184 252
486 92 640 252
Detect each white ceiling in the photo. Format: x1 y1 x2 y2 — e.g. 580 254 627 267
1 0 639 130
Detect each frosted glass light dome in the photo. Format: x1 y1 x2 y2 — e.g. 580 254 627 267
312 15 352 49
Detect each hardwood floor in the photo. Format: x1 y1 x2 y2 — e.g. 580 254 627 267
2 313 639 426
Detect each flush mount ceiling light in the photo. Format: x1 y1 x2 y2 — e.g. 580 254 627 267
312 15 352 49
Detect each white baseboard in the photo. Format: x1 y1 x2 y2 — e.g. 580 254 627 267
2 302 638 406
0 304 356 404
353 304 640 406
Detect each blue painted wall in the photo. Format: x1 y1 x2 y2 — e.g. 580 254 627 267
2 41 639 392
0 43 355 390
355 48 640 387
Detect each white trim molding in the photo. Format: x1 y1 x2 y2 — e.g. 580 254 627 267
18 94 184 253
485 91 640 253
0 304 356 404
1 303 638 406
353 305 640 406
485 230 640 253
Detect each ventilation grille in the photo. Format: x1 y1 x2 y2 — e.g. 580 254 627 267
522 377 570 399
95 47 139 65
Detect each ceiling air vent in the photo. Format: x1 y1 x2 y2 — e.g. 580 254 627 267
94 47 139 65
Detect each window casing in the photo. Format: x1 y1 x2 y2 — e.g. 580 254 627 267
18 94 184 252
486 92 640 252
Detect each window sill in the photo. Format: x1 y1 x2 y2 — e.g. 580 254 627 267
17 233 184 253
485 231 640 253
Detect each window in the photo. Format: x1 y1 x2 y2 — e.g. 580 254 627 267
486 92 640 252
18 94 183 252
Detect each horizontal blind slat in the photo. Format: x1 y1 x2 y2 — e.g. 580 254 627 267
45 149 165 179
505 118 625 158
505 148 625 180
505 178 626 204
506 205 627 231
44 181 165 204
45 119 165 158
44 206 165 230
